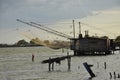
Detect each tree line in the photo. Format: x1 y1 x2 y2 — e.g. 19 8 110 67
0 35 120 47
0 39 43 47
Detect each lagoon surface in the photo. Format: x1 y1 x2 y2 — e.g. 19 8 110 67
0 47 120 80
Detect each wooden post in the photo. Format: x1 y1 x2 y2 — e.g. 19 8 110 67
52 62 54 70
109 72 112 79
48 63 51 71
67 57 71 71
104 62 106 70
78 66 80 69
97 62 99 69
83 62 95 78
113 50 115 54
118 74 120 78
74 51 77 56
114 72 116 79
73 20 75 38
48 58 51 71
32 54 35 62
79 22 81 35
119 46 120 54
67 52 71 71
67 52 69 56
62 48 64 53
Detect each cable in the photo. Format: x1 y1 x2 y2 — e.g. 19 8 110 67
80 22 117 36
16 19 72 39
30 22 72 38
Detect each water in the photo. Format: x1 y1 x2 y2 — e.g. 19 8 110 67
0 47 120 80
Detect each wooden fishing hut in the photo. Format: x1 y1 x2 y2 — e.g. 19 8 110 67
70 35 113 55
70 20 113 56
70 32 113 56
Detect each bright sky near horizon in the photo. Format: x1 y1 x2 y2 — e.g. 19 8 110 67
0 0 120 44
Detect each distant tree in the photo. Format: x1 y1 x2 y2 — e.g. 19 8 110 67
100 36 109 39
115 35 120 42
0 44 8 47
16 39 29 46
91 35 99 38
30 39 43 46
30 40 36 44
44 40 49 45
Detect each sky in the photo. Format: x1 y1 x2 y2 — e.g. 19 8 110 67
0 0 120 44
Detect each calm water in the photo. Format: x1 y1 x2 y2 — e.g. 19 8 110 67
0 47 120 80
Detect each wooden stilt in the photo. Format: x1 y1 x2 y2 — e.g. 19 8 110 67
62 48 64 53
49 63 51 71
118 74 120 78
52 62 54 70
114 72 116 79
32 54 35 62
104 62 106 70
67 52 71 71
97 62 99 69
83 62 95 78
109 72 112 79
119 46 120 54
113 50 115 54
48 58 51 71
67 57 71 71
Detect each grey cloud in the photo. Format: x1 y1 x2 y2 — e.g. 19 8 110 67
0 0 120 24
81 0 119 10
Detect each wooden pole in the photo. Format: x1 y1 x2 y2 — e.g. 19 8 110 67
32 54 35 62
73 20 77 56
52 62 54 70
48 58 51 71
113 50 115 54
118 74 120 78
73 20 75 38
67 52 71 71
49 63 51 71
109 72 112 79
114 72 116 79
97 62 99 69
67 52 69 56
67 57 71 71
83 62 95 78
62 48 64 53
79 22 81 35
119 46 120 54
104 62 106 70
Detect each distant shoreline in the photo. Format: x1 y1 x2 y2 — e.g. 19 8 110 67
0 44 43 48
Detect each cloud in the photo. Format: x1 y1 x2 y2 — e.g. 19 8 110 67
93 10 120 15
92 7 120 15
1 0 119 19
0 0 120 43
0 0 120 29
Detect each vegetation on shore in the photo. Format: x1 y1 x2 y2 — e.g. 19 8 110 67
115 35 120 42
0 39 43 47
0 35 120 48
